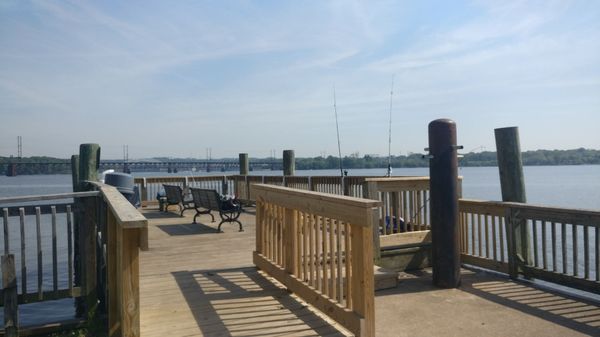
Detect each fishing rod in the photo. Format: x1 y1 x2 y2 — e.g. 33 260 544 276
386 75 395 177
333 85 344 178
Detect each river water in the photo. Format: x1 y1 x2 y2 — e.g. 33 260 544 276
4 165 597 207
0 165 598 326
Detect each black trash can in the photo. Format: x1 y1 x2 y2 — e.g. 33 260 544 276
104 172 140 207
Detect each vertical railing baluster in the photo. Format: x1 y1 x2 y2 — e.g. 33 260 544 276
542 220 547 270
19 207 27 297
52 206 58 296
471 213 476 256
344 222 352 309
3 208 8 255
485 215 490 258
337 220 343 303
315 215 321 292
309 213 315 287
67 205 74 295
322 217 328 296
562 222 567 274
532 219 538 268
584 225 589 280
573 224 578 277
500 217 506 262
492 216 498 261
596 227 599 282
36 207 43 300
477 214 482 257
551 222 557 272
329 218 336 300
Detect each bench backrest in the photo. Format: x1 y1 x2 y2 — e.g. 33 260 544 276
163 184 184 203
190 188 221 211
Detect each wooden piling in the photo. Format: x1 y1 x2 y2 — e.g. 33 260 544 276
239 153 249 175
428 119 461 288
283 150 295 176
495 127 530 279
78 144 100 317
3 254 18 337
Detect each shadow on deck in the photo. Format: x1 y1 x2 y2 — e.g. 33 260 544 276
140 207 600 337
172 267 347 336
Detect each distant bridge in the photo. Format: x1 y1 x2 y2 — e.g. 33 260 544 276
3 159 281 176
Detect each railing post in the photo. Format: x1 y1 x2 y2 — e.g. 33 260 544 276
221 176 229 195
363 181 381 264
428 119 461 288
71 155 84 317
2 254 18 337
140 178 148 207
284 208 298 275
350 219 375 337
495 126 530 279
255 201 263 255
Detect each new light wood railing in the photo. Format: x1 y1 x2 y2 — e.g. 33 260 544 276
460 199 600 294
91 182 147 337
253 184 380 337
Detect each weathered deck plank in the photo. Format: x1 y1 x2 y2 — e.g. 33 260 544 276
139 208 350 337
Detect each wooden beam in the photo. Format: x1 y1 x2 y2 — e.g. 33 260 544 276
252 184 380 227
380 230 432 249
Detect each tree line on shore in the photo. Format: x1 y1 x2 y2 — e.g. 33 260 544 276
1 148 599 175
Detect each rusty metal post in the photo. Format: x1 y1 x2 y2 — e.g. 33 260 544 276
428 119 461 288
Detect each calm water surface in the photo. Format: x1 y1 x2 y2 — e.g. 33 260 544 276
2 165 598 208
0 165 598 325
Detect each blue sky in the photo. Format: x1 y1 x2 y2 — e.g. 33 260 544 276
1 1 599 159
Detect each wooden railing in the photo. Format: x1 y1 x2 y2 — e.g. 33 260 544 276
0 184 147 336
0 192 97 307
253 184 379 337
459 199 600 294
91 182 147 337
135 176 232 206
135 175 372 207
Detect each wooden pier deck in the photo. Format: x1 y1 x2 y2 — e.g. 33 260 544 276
139 207 600 337
139 208 351 337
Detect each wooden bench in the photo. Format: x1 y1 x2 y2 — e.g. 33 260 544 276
162 184 194 216
190 188 243 232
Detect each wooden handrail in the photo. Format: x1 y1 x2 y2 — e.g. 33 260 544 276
0 191 99 204
90 182 148 337
253 184 379 337
458 198 600 294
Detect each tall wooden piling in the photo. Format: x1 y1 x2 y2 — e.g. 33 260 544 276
428 119 461 288
70 155 84 316
495 127 530 278
2 254 18 337
78 143 100 317
283 150 295 176
239 153 249 175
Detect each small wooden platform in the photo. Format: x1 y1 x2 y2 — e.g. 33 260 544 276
139 207 351 337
